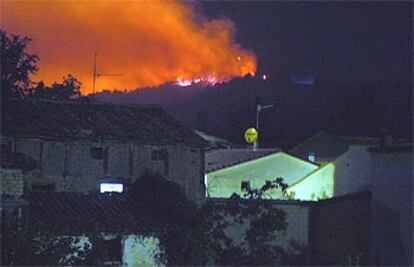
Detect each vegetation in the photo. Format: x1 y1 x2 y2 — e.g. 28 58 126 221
127 171 205 265
29 75 82 100
1 172 307 266
1 29 39 99
1 29 82 100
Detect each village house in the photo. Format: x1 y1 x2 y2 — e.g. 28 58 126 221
1 99 207 202
1 191 164 266
205 149 335 201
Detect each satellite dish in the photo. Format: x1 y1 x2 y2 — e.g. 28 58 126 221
244 127 258 143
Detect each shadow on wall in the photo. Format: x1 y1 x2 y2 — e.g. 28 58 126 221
372 199 408 266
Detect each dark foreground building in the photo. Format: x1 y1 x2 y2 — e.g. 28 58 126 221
1 99 206 202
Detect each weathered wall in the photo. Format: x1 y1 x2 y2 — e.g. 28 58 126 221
11 137 204 201
0 168 24 196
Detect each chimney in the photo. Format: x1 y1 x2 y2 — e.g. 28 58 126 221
308 151 316 162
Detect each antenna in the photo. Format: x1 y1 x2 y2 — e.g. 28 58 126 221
254 103 274 150
92 52 123 95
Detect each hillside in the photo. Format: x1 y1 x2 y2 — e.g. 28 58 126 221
94 76 413 148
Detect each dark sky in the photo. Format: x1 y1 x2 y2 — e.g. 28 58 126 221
201 1 413 86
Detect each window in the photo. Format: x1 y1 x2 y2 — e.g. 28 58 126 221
100 183 123 193
241 181 251 191
151 147 168 175
1 139 13 154
151 148 167 161
90 146 104 160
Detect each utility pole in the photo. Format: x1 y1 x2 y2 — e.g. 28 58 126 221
92 52 123 95
254 103 274 150
92 52 97 95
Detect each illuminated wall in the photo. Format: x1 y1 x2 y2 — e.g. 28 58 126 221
122 235 163 267
205 152 319 199
332 145 371 197
56 236 91 265
287 163 336 200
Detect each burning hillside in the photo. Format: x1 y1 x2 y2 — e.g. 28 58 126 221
2 1 256 94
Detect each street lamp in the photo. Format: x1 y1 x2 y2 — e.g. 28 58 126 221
254 103 274 150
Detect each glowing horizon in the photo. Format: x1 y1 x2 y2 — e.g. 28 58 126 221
2 1 257 94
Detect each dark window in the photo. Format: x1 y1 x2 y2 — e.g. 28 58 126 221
151 148 168 175
241 181 251 191
1 140 12 154
90 147 104 160
151 148 167 161
103 147 109 174
101 237 122 264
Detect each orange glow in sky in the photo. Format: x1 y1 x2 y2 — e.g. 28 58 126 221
2 1 257 94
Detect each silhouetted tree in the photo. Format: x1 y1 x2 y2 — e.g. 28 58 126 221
128 171 206 265
242 177 289 199
29 74 83 100
49 75 82 100
201 177 306 265
0 29 39 99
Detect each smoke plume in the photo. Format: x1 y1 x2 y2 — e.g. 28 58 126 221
2 1 256 94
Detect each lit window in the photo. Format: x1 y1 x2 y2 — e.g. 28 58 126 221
100 183 123 193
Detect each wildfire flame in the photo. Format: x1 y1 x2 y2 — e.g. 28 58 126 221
2 1 257 94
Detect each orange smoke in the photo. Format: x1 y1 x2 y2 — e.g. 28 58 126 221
1 1 256 94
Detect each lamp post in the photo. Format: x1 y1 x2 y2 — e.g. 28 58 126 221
254 103 274 150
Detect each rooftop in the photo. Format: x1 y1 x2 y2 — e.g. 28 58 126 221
2 99 207 147
21 192 153 234
206 148 280 173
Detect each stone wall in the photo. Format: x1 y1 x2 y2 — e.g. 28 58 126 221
0 168 24 196
8 137 204 202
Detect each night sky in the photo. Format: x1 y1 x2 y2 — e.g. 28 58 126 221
201 1 412 86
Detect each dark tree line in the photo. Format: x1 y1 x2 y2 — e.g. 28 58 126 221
1 29 82 100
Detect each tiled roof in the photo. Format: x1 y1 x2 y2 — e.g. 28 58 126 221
206 148 280 173
2 99 207 147
24 192 153 234
194 130 241 150
290 131 412 160
369 143 413 153
289 131 349 160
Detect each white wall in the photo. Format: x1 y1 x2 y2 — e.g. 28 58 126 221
332 145 372 197
206 152 318 199
287 163 335 200
122 235 163 267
